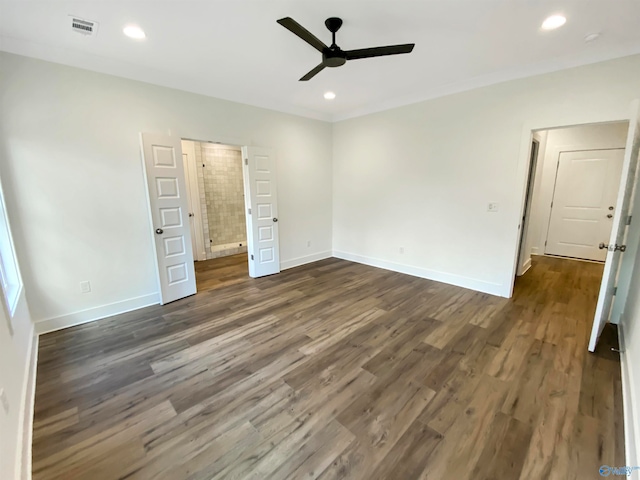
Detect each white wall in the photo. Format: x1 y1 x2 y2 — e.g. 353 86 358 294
526 122 629 258
332 54 640 297
620 242 640 476
0 52 333 330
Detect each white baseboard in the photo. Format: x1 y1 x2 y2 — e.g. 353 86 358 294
332 250 507 297
34 293 160 335
18 331 37 480
280 250 332 271
619 323 639 478
517 258 532 277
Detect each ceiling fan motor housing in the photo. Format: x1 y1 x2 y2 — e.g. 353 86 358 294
323 49 347 67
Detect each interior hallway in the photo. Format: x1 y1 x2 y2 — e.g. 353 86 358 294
31 254 624 479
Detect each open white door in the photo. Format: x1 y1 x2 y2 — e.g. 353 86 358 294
589 100 640 351
140 133 197 304
242 146 280 278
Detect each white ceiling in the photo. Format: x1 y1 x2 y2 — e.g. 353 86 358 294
1 1 640 122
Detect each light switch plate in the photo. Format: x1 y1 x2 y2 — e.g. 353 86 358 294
487 202 500 212
80 281 91 293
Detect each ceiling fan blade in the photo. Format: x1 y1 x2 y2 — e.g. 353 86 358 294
277 17 328 53
345 44 415 60
299 63 326 81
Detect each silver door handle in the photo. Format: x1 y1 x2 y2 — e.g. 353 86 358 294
273 218 278 222
155 228 164 235
615 244 627 252
599 243 608 250
607 214 613 218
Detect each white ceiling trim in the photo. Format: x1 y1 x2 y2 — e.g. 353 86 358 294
2 36 640 124
0 36 334 122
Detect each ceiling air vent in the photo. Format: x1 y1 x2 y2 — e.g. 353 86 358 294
70 16 98 36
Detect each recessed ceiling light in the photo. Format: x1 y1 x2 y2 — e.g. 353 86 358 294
541 15 567 31
324 91 336 100
123 25 146 39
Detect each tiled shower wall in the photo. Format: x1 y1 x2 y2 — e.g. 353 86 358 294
194 143 247 259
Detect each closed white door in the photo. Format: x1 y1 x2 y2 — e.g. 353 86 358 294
545 149 624 261
140 133 197 304
242 146 280 278
590 100 640 351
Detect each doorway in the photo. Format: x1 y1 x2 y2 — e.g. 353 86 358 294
512 108 640 352
182 140 250 289
140 133 282 305
182 140 248 261
516 121 629 274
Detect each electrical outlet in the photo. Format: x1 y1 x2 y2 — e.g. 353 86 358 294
0 388 9 415
487 202 500 212
80 281 91 294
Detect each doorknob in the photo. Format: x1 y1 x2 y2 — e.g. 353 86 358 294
273 218 278 222
609 206 615 210
155 228 164 235
607 214 613 219
599 243 627 252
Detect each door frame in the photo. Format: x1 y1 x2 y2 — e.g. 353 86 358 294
181 140 207 261
509 116 632 297
515 135 541 276
180 137 247 266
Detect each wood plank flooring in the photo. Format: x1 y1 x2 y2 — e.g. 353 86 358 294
32 254 624 479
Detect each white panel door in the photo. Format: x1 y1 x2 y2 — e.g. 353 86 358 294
140 133 197 304
589 100 640 351
242 146 280 278
545 149 624 261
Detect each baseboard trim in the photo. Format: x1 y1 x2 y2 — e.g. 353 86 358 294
619 323 638 475
281 251 332 271
332 250 506 297
34 293 160 335
19 331 37 480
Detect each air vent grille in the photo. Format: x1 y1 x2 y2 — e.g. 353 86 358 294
70 17 98 36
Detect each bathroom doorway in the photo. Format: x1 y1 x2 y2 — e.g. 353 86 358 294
181 139 249 286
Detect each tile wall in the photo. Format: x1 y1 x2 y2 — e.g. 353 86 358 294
194 143 247 259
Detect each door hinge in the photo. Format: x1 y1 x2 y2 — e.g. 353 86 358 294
613 286 618 296
250 254 254 260
550 201 553 208
544 240 547 247
247 208 251 215
244 158 248 165
626 215 632 226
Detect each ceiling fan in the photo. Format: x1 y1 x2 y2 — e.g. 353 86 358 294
277 17 415 81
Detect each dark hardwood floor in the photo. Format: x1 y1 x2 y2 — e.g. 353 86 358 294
32 254 624 479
